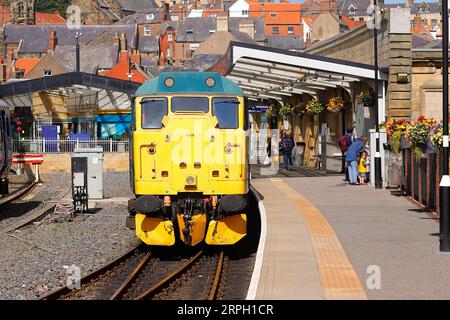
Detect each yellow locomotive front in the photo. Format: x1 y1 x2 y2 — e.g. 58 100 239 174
128 72 249 246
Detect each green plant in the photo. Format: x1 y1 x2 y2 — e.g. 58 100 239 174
360 90 374 106
405 116 436 158
278 104 292 118
305 99 323 115
292 104 306 115
326 96 344 113
266 107 277 120
18 142 27 154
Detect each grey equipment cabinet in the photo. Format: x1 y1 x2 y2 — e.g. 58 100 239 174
73 147 104 199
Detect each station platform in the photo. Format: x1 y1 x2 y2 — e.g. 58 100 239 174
250 174 450 300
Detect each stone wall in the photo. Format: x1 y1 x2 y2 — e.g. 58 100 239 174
304 20 390 68
305 8 414 119
411 50 449 119
36 152 129 174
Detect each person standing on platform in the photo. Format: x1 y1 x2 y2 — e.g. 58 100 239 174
280 132 295 171
358 151 368 185
339 127 355 182
345 136 369 185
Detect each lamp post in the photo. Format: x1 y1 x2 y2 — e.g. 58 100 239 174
373 0 383 189
75 32 81 72
440 0 450 252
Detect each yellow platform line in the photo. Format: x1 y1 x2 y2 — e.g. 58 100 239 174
270 179 367 300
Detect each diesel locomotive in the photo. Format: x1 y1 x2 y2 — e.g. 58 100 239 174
127 72 249 246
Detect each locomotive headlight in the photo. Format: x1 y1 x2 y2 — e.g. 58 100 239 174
164 77 175 87
148 144 156 155
205 77 216 87
224 145 233 154
185 175 196 185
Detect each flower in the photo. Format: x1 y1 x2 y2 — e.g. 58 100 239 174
326 97 345 113
305 99 323 115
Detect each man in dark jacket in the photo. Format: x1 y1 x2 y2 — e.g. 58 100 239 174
280 132 295 170
345 136 369 185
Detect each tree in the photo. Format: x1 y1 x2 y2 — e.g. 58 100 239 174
35 0 71 16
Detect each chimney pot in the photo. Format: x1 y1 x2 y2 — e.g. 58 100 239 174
217 12 229 32
120 32 127 51
48 31 57 52
239 20 255 39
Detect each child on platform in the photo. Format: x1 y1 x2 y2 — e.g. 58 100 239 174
358 151 368 185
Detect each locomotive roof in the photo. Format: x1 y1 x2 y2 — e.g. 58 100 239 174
135 72 243 96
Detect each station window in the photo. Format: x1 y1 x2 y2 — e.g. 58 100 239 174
272 27 279 35
43 70 52 77
141 98 167 129
288 27 294 34
171 97 209 113
144 26 151 36
270 12 277 18
212 97 239 129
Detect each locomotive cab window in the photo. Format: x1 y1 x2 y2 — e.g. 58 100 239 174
212 97 239 129
141 98 167 129
171 97 209 113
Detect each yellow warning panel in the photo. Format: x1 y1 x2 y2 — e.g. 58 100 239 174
135 213 175 246
177 213 207 246
205 214 247 245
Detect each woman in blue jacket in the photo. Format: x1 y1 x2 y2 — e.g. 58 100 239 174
345 136 369 185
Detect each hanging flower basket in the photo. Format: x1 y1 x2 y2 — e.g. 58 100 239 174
265 107 276 120
405 116 436 158
292 104 306 115
278 104 293 119
326 96 345 113
305 99 323 115
360 90 374 106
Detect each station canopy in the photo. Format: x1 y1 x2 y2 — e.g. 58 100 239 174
0 72 141 112
219 42 388 101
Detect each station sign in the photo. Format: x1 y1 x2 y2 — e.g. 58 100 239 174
249 105 269 113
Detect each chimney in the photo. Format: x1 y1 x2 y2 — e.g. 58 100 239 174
319 0 330 13
48 31 57 52
406 0 413 8
0 63 6 81
306 32 311 48
217 12 229 32
113 32 120 46
130 49 141 66
120 32 127 51
239 20 255 39
181 5 185 21
164 0 170 21
413 13 422 30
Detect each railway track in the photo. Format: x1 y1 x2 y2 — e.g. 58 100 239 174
0 181 37 208
42 245 226 300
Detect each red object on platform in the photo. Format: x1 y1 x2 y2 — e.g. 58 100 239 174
12 154 44 165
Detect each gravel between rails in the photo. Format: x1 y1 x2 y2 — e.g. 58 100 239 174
0 172 139 300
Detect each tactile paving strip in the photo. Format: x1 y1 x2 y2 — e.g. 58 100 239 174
270 178 367 300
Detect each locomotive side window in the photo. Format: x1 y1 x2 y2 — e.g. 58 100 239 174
171 97 209 113
212 98 239 129
141 98 167 129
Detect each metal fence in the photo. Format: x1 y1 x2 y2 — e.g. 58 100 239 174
401 148 443 213
13 139 129 153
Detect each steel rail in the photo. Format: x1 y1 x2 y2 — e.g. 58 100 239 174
208 250 224 300
135 250 204 300
110 251 152 300
41 243 145 300
0 181 37 207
